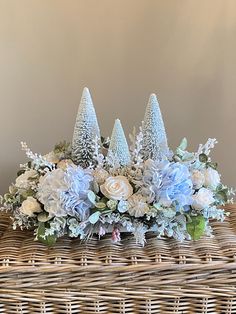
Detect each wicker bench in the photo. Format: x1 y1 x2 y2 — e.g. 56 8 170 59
0 205 236 313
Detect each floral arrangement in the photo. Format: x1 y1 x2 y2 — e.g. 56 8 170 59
0 88 234 246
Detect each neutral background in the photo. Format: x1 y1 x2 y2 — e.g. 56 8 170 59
0 0 235 194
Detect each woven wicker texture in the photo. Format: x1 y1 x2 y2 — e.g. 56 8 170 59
0 205 236 313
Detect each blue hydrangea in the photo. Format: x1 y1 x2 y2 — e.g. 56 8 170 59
38 166 94 220
142 160 193 210
61 166 93 220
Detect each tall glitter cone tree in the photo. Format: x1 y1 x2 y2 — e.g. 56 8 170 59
72 87 100 167
108 119 131 166
142 93 168 160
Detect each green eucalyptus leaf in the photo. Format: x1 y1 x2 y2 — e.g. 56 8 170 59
175 148 184 157
186 215 205 240
95 202 106 209
38 212 50 222
179 138 188 151
153 203 161 210
182 151 194 161
207 162 218 170
199 153 208 163
87 190 96 204
88 211 101 224
37 222 57 246
216 191 228 203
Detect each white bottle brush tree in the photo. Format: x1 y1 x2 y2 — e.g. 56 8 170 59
108 119 131 166
72 87 100 167
142 93 168 160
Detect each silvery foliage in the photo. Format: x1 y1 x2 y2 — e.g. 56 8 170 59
196 138 218 159
202 206 226 221
72 87 100 167
129 125 144 166
21 142 54 171
93 135 105 168
132 222 147 246
12 208 37 230
142 94 168 160
67 217 86 238
152 211 189 242
108 119 131 167
44 217 66 238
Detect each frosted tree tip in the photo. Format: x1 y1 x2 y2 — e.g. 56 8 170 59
149 93 157 100
114 118 122 127
142 92 168 160
148 93 159 107
109 118 131 166
81 87 92 102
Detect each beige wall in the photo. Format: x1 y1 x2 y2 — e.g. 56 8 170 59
0 0 236 194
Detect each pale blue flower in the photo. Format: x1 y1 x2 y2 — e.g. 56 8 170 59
117 200 129 213
142 160 193 210
38 166 94 220
61 166 93 220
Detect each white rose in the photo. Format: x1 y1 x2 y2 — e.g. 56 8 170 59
44 151 60 164
100 176 133 200
192 188 215 210
203 167 221 189
15 169 38 189
191 170 205 189
20 196 42 217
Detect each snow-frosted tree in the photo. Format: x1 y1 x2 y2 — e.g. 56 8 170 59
142 93 168 160
72 87 100 167
108 119 131 166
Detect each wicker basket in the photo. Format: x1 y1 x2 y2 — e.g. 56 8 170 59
0 205 236 313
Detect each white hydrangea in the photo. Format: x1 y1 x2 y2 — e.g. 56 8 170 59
37 168 69 217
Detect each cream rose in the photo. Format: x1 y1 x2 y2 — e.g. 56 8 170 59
191 170 205 189
192 188 215 210
44 151 60 164
203 167 221 189
100 176 133 200
20 196 42 217
57 159 75 170
15 169 38 189
93 168 109 185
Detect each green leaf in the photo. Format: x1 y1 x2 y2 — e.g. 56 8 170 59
207 162 218 170
88 211 100 224
199 153 208 163
17 169 25 177
37 222 57 246
87 190 96 204
179 138 188 151
37 212 50 222
199 154 208 163
215 191 228 203
186 215 206 240
95 202 106 209
153 203 161 210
